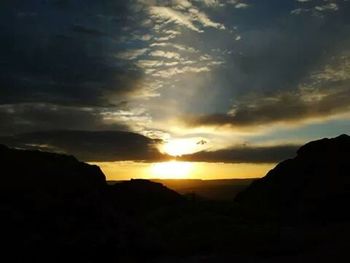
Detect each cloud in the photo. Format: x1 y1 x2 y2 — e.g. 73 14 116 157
71 24 108 37
315 3 338 12
188 8 226 29
100 107 153 130
149 6 202 32
137 60 165 68
116 48 149 60
198 7 350 119
201 0 221 7
309 55 350 83
226 0 250 8
0 130 169 162
148 4 225 32
173 0 193 9
196 0 250 8
0 1 145 108
2 0 350 148
150 42 198 53
0 58 144 107
290 8 310 15
0 103 129 136
149 50 183 60
0 129 300 164
184 85 350 128
179 144 299 163
291 0 340 15
152 66 210 78
234 3 249 9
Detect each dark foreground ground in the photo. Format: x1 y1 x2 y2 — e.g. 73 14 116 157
2 135 350 262
109 178 256 201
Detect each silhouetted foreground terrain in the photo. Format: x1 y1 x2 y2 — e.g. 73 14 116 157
236 134 350 222
154 179 256 200
109 179 256 200
2 135 350 262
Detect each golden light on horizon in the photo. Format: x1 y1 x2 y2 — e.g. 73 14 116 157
92 161 274 181
150 161 193 179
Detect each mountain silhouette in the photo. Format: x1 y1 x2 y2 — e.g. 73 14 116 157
0 144 183 262
0 144 106 196
0 144 182 206
235 134 350 222
108 179 184 212
2 136 350 262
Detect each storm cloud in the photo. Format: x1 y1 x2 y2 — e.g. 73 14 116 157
0 130 169 162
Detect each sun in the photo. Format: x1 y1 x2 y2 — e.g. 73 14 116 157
150 161 193 179
161 138 202 156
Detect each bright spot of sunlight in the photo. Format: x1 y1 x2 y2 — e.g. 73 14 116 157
150 161 193 179
161 138 203 156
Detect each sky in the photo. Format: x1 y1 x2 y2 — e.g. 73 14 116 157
1 0 350 179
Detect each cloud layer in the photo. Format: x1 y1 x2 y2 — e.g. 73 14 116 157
179 144 299 163
0 130 167 162
0 130 299 164
1 0 350 164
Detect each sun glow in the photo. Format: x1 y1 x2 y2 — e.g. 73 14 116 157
151 161 193 179
162 138 203 156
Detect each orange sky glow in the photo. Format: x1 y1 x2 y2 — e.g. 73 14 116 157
92 161 274 180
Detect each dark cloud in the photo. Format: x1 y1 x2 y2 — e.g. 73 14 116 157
0 130 169 162
1 0 350 144
0 0 150 137
179 144 299 164
0 104 128 136
0 0 143 107
184 86 350 128
71 24 109 37
0 129 299 164
189 0 350 113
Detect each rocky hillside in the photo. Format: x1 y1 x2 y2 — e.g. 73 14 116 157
0 144 106 196
235 134 350 222
0 144 184 262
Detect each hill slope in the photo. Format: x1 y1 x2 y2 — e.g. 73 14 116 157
235 134 350 221
152 179 256 200
0 144 184 262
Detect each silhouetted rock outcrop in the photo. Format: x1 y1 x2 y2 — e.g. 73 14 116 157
235 134 350 222
0 145 116 262
109 179 184 212
0 145 184 262
0 144 106 197
2 138 350 262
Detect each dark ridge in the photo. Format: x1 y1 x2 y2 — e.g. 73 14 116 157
0 144 8 151
108 179 185 212
0 145 184 262
235 134 350 222
150 178 256 200
0 143 106 195
3 136 350 262
0 144 114 262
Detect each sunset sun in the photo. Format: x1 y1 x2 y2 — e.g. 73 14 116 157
161 138 203 156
